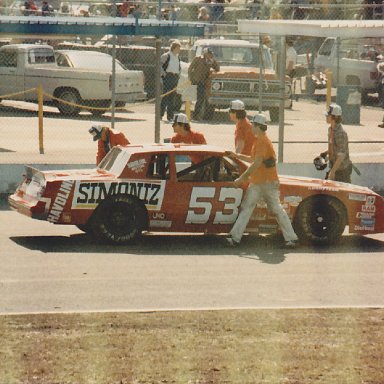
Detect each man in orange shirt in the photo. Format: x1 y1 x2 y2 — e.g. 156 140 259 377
226 113 298 248
228 99 254 156
171 113 206 164
171 113 206 145
89 124 130 165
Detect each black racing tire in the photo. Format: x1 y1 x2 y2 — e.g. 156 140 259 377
293 196 347 245
90 195 147 245
56 89 81 116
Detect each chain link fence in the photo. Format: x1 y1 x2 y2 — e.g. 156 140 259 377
0 1 384 166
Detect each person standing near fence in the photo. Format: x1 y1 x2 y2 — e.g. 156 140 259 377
228 99 254 156
160 40 182 122
188 47 220 121
226 113 298 248
319 103 352 183
89 124 130 165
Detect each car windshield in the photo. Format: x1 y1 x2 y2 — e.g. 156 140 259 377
198 45 273 69
98 147 131 175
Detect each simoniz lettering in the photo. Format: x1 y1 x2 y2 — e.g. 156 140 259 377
72 181 165 210
47 180 74 223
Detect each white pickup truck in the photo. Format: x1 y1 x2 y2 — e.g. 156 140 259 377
0 44 146 116
314 37 382 96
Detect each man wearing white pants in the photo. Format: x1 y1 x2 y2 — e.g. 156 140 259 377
226 113 298 248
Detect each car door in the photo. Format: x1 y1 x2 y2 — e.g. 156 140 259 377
0 48 23 97
166 153 247 234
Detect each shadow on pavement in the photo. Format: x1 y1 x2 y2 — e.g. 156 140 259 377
9 231 384 265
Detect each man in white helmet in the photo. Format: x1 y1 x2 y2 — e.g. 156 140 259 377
319 103 352 183
226 113 298 248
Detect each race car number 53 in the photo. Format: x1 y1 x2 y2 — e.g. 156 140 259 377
186 187 243 225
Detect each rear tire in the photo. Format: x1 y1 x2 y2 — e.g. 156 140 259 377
293 196 346 245
56 89 81 116
90 195 147 245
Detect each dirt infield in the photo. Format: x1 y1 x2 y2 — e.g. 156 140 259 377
1 308 383 383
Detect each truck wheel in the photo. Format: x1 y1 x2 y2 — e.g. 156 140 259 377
56 89 81 116
91 195 147 245
293 196 346 245
269 107 279 123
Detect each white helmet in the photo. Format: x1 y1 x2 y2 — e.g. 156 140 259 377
313 156 328 171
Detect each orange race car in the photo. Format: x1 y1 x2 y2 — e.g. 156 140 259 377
8 144 384 245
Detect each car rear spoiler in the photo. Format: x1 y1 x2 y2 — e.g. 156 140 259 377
24 165 46 182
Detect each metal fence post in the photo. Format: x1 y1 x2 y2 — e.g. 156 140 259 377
37 85 44 154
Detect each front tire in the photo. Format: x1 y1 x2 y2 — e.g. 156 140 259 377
293 196 347 245
90 195 147 244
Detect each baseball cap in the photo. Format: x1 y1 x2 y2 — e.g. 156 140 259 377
172 113 189 125
88 125 103 141
228 100 245 111
325 103 342 117
252 113 268 128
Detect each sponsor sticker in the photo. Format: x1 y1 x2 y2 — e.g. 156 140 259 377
349 193 367 202
127 158 146 173
47 180 74 223
72 180 165 210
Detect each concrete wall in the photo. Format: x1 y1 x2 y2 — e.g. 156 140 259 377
1 163 383 195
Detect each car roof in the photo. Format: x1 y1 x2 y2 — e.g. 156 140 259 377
120 143 226 155
193 39 260 48
56 49 110 57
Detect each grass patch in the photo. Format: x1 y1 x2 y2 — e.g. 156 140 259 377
1 308 383 383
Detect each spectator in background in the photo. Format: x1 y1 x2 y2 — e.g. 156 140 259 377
41 0 53 16
286 37 298 76
89 124 130 165
188 47 220 120
228 100 254 156
198 6 210 21
23 0 37 15
160 40 182 122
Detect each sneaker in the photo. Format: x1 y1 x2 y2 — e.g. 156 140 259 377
226 237 240 247
378 123 384 128
284 240 298 249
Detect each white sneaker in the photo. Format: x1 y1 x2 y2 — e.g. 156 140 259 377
226 237 240 247
284 240 298 248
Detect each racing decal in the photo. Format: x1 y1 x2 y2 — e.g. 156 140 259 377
72 180 165 210
186 187 243 225
127 158 146 173
149 212 172 228
149 220 172 228
356 212 375 219
308 186 339 192
47 180 75 223
349 193 367 202
354 196 377 231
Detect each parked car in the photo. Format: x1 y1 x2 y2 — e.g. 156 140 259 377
186 39 292 122
0 44 145 116
8 144 384 245
314 37 384 98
